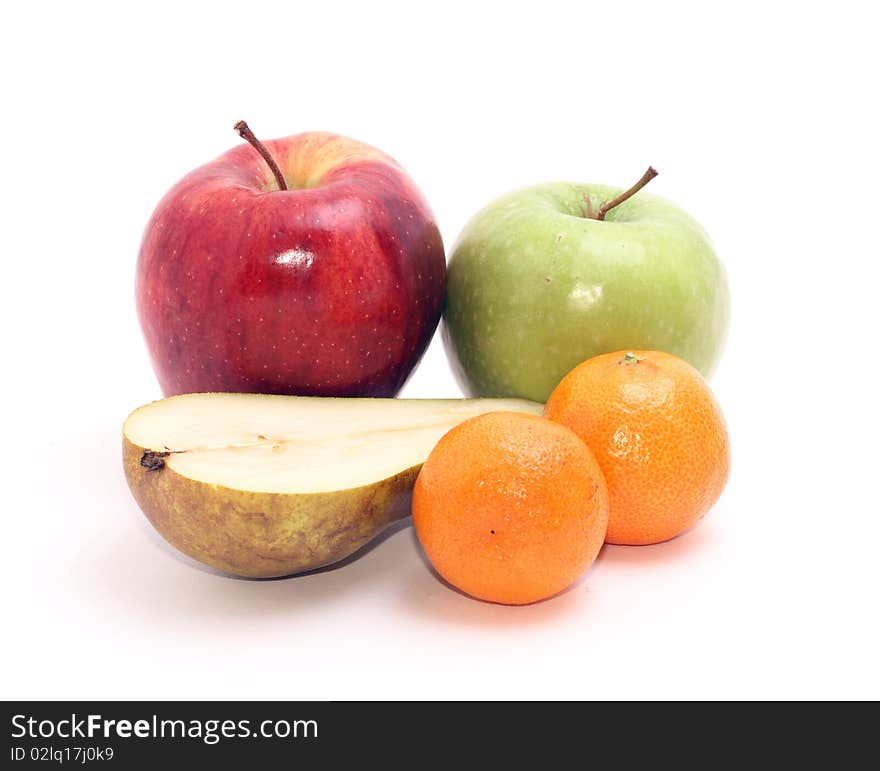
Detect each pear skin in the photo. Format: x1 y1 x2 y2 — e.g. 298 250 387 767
123 437 418 577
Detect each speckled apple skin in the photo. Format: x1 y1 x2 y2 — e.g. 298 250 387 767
443 183 729 403
123 436 416 578
137 132 445 397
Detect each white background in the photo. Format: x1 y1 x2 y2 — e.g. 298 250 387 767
2 0 878 700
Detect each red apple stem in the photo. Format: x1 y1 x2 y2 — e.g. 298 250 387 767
596 167 658 221
234 120 288 191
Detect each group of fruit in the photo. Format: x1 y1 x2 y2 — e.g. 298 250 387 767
124 123 730 604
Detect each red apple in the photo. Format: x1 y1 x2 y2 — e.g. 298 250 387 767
136 126 445 397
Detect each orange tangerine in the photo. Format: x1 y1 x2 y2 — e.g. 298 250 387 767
545 351 729 545
412 411 608 605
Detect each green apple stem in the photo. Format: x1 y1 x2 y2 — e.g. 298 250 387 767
234 120 288 191
596 167 658 221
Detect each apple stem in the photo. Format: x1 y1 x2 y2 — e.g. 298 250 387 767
596 167 658 221
234 121 288 191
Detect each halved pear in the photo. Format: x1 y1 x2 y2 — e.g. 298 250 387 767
123 393 542 578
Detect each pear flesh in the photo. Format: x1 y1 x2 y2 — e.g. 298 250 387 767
123 393 542 577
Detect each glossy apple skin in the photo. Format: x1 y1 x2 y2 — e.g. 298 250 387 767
137 132 445 397
443 183 729 402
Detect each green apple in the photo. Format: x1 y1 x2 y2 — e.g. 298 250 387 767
442 170 730 402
